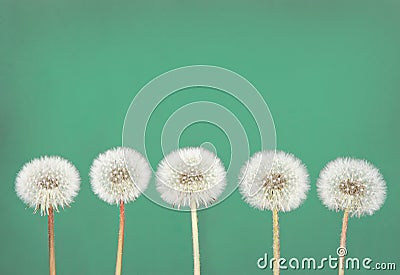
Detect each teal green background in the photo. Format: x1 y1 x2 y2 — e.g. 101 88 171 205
1 1 399 274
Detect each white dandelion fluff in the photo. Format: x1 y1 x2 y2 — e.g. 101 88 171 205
317 157 386 217
156 147 227 208
239 150 310 212
90 147 151 205
15 156 81 215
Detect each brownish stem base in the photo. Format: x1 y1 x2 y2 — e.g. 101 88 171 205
339 210 349 275
273 209 280 275
48 207 56 275
115 202 125 275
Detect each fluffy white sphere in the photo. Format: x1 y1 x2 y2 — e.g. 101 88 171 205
15 156 81 215
90 147 151 205
317 157 386 217
156 147 227 208
239 150 310 212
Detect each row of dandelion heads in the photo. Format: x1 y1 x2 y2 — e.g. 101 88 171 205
15 147 386 275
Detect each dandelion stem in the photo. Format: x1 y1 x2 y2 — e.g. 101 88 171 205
191 199 200 275
272 208 280 275
48 207 56 275
115 201 125 275
339 209 349 275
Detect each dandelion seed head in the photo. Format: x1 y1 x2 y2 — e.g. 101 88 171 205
156 147 227 208
317 157 386 217
239 150 310 212
15 156 81 215
90 147 151 205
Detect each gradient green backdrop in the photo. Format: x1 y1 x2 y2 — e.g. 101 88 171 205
1 1 399 274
